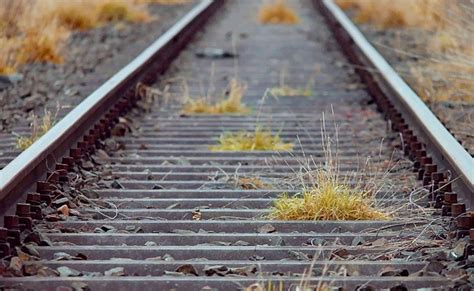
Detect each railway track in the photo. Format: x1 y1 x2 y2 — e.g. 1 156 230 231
1 0 473 290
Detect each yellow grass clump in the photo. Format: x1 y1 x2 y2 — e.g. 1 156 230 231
182 79 250 114
258 0 299 25
268 170 387 221
210 127 293 152
16 111 55 150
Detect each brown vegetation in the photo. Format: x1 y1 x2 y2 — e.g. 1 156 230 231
336 0 474 103
258 0 299 25
0 0 189 74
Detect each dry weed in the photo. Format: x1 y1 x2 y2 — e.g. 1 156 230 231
182 79 250 114
336 0 474 103
210 127 293 152
268 170 387 221
258 0 299 25
0 0 152 73
237 177 272 190
268 114 389 221
16 111 55 150
336 0 447 29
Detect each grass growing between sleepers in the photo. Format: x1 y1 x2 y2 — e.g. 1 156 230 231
268 170 387 221
182 79 250 115
210 127 293 152
258 0 299 25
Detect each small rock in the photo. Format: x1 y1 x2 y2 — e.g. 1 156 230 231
203 265 229 276
8 257 23 276
257 223 276 233
229 265 257 276
162 254 175 261
71 282 91 291
110 180 123 189
450 240 467 261
175 264 198 276
54 252 74 260
195 48 237 59
37 266 60 277
22 244 40 257
0 73 23 90
144 241 157 247
53 197 70 207
104 267 125 277
57 266 81 277
81 160 94 170
351 236 365 246
249 255 265 261
100 225 117 233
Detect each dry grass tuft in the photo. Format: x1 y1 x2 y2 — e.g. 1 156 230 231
268 114 389 221
268 170 387 221
97 1 150 23
52 1 99 31
16 22 68 65
258 0 299 25
16 111 55 150
238 177 271 190
210 127 293 152
182 79 250 114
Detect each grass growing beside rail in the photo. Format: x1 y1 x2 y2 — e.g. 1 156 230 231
16 111 55 150
258 0 300 25
0 0 189 74
335 0 474 103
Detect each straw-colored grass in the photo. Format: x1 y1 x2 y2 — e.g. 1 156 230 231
335 0 474 103
0 0 152 74
335 0 447 29
210 127 293 152
268 170 387 220
258 0 299 25
16 111 55 150
182 79 250 114
97 1 150 23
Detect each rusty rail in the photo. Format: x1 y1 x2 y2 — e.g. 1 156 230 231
0 0 222 212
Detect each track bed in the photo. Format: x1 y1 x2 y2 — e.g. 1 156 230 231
1 1 469 290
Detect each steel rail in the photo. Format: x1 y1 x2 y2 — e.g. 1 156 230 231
0 0 222 211
319 0 474 203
